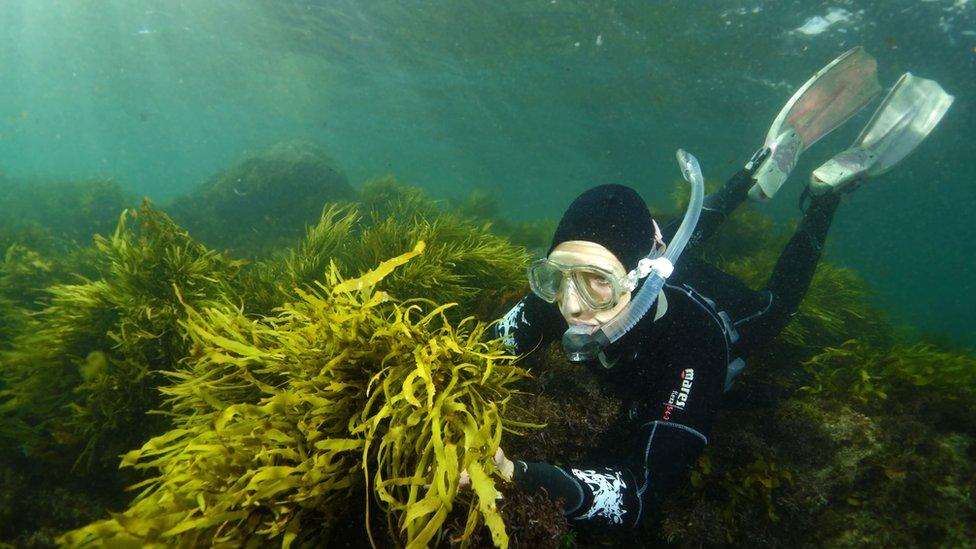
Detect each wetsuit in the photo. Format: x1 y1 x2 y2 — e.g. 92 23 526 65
494 168 840 528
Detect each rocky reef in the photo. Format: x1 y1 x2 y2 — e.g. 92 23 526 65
0 162 973 548
167 141 357 256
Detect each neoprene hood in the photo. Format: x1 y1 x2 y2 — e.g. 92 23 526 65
548 184 655 271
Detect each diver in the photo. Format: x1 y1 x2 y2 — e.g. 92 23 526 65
482 48 954 530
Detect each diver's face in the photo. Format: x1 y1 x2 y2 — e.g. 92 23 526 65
548 240 632 327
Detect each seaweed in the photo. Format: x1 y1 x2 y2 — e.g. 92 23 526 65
801 339 976 419
0 161 971 548
451 189 558 253
0 202 240 471
352 208 528 321
246 180 529 320
0 245 50 348
60 242 532 548
657 342 976 548
359 175 443 222
685 452 794 542
505 345 623 465
444 483 572 549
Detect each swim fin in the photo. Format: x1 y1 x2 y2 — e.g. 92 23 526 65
748 47 882 202
809 72 955 195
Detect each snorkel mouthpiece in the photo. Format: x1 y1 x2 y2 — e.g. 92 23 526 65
562 149 705 362
562 324 610 362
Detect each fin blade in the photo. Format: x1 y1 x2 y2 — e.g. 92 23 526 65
856 73 955 177
770 46 882 151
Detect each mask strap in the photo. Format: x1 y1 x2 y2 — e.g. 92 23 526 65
623 220 669 290
650 219 667 257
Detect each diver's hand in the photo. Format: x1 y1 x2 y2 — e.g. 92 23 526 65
492 447 515 480
459 447 515 488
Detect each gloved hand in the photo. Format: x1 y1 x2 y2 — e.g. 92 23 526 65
460 447 514 487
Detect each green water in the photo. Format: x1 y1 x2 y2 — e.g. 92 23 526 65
2 0 973 344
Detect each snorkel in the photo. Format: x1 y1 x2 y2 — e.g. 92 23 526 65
561 149 705 362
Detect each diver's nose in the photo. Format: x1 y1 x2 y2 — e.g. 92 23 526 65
559 283 585 317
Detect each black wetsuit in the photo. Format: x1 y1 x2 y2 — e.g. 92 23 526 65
494 168 840 529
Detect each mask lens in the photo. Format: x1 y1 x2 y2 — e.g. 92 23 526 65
528 260 564 302
572 269 617 309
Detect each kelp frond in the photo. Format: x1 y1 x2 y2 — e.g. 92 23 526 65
1 244 55 307
245 180 529 319
352 180 529 319
358 175 442 222
61 241 529 548
283 203 360 290
350 213 528 318
0 202 240 470
801 339 976 408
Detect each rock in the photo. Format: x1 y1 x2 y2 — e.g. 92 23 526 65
170 141 356 255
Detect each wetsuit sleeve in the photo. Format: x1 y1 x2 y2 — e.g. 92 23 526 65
661 167 755 247
511 316 727 528
512 460 642 527
492 293 566 355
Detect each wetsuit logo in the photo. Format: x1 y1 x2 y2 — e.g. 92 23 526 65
662 368 695 421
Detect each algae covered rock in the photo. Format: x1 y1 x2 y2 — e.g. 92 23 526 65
2 154 972 547
169 141 356 255
506 345 623 465
445 483 573 549
656 378 976 548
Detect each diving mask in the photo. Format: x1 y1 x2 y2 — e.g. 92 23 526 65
528 259 635 311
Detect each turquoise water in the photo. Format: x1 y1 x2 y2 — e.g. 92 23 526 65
1 0 973 344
